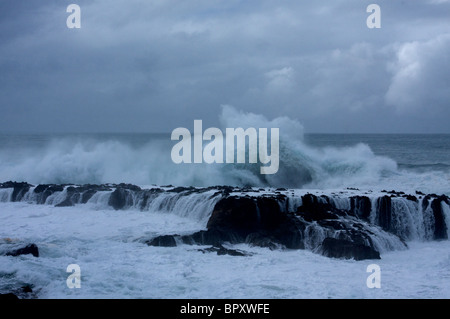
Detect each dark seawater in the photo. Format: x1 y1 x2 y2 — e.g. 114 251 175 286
304 134 450 172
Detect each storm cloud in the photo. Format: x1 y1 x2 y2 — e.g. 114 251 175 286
0 0 449 133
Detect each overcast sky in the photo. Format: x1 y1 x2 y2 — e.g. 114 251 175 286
0 0 449 133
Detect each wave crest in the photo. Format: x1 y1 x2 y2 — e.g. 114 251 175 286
0 106 406 189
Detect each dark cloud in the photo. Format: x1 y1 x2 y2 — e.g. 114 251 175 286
0 0 449 133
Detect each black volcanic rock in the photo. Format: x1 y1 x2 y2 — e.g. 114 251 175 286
431 195 448 240
376 196 392 232
296 194 342 222
421 194 449 240
54 198 74 207
0 284 35 300
34 184 64 193
299 194 331 212
108 188 130 210
207 196 260 234
146 235 177 247
167 186 196 193
183 228 242 246
33 184 65 204
198 245 252 256
118 183 141 191
143 192 397 259
147 195 305 250
267 213 305 249
402 194 418 202
80 189 98 203
297 208 339 222
3 181 445 260
244 232 280 250
422 195 431 213
53 184 115 207
205 195 304 249
21 285 33 293
137 188 165 210
319 237 380 260
350 196 372 221
0 181 33 202
12 183 32 202
55 187 80 207
5 244 39 258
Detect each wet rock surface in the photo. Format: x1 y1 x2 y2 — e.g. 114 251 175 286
1 181 448 260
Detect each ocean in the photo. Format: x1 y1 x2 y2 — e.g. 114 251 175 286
0 130 449 299
0 132 449 193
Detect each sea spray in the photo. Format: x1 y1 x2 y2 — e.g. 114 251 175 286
0 107 448 193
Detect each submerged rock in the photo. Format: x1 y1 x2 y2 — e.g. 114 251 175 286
198 245 253 257
319 237 381 260
146 235 177 247
0 284 36 300
5 244 39 258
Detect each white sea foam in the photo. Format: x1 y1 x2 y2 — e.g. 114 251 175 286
0 202 449 298
0 107 449 195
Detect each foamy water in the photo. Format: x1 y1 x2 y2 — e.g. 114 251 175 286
0 202 449 299
1 107 449 299
0 107 449 194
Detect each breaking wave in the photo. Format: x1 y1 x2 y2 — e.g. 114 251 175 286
0 106 448 193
